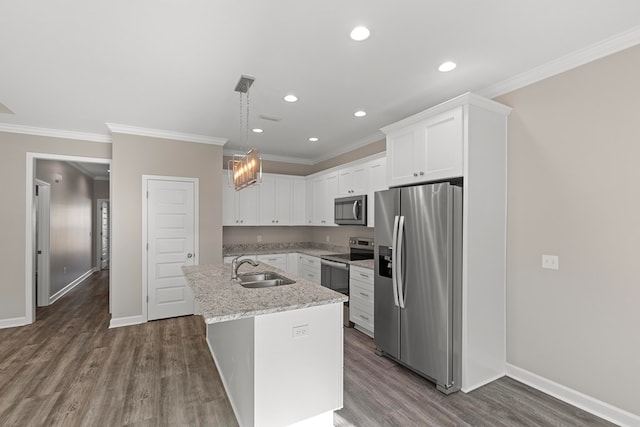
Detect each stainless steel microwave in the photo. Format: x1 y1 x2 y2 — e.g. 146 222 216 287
334 195 367 226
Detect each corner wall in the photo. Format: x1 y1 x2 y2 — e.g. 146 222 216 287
0 132 110 323
496 43 640 416
110 133 223 321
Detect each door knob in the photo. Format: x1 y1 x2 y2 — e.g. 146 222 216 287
187 253 193 258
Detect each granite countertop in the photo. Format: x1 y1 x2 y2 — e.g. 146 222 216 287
350 259 374 270
182 263 348 324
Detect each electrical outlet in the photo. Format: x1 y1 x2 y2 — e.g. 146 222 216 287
542 254 559 270
326 235 330 243
292 324 309 339
257 234 262 243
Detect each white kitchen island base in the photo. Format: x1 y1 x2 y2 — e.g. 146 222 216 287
206 302 343 427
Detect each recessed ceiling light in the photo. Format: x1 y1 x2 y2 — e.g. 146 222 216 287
354 110 367 117
438 61 457 72
284 94 298 103
350 26 370 41
252 128 263 133
309 137 319 142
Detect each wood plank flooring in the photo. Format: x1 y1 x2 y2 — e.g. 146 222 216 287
0 271 615 426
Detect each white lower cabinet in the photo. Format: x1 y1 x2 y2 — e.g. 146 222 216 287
256 253 288 271
349 265 374 336
298 253 321 284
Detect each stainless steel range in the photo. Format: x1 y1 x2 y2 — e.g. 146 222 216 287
320 237 374 295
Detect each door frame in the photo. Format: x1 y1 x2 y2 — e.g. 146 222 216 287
141 175 199 323
95 198 110 271
25 152 111 324
35 179 51 307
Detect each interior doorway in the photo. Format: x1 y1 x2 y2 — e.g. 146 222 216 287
25 152 111 324
96 199 110 270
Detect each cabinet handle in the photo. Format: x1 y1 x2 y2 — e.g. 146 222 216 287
419 171 424 176
359 292 369 297
413 172 418 177
359 314 370 320
359 273 369 278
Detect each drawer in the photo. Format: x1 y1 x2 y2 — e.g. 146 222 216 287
349 280 374 309
301 269 320 284
350 302 374 332
300 256 320 267
350 266 373 283
257 253 287 263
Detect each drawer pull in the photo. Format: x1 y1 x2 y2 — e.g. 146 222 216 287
359 292 369 297
359 314 370 320
359 273 369 278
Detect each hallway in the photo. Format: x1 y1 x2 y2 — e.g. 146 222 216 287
0 271 237 426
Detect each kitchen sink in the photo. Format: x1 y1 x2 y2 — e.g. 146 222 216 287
237 272 296 288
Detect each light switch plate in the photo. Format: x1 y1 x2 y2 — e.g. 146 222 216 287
257 234 262 243
542 254 559 270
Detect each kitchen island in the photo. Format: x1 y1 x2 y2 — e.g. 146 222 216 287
182 263 348 427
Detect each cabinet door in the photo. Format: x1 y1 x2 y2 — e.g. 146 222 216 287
274 176 291 225
259 174 277 225
222 172 236 226
312 177 326 225
420 106 463 181
387 125 421 187
350 165 368 196
305 179 314 225
291 178 306 225
337 169 353 197
367 157 387 228
236 185 258 225
324 173 338 225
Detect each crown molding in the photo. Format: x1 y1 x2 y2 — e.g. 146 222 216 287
106 123 227 146
0 123 110 143
223 149 315 165
479 24 640 99
310 131 386 164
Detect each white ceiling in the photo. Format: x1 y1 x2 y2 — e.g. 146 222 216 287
2 1 640 163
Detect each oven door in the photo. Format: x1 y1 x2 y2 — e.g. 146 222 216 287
321 259 350 294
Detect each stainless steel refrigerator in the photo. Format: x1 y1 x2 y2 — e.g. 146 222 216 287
374 182 462 394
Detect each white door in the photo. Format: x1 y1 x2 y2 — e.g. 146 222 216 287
147 179 196 321
100 201 110 269
35 180 51 307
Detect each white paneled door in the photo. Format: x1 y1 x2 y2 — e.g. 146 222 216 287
146 178 197 321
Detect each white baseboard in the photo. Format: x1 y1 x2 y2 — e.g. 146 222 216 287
49 269 94 304
506 364 640 427
109 315 144 328
462 371 505 394
0 316 29 329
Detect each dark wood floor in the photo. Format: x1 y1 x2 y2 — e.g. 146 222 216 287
0 271 614 427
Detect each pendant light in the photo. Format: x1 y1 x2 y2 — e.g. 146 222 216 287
228 75 262 190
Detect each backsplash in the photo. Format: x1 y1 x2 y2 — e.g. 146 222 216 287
223 241 348 256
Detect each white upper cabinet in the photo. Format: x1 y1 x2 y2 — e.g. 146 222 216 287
305 179 313 225
311 172 338 225
259 174 292 225
338 164 368 197
385 106 463 187
366 157 387 228
290 177 306 225
222 171 258 225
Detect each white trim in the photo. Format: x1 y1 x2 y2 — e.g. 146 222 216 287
25 153 111 325
107 123 227 146
109 315 144 329
506 364 640 427
479 25 640 99
49 269 93 304
0 123 110 143
311 131 386 164
461 372 505 394
381 93 511 135
0 317 29 329
305 151 386 179
94 176 110 181
223 149 315 165
141 175 199 323
35 179 51 307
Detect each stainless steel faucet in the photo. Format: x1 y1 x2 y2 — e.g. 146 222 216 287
231 255 259 280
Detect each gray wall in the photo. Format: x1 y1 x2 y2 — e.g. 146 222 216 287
36 160 94 297
110 133 223 321
496 43 640 415
0 132 110 320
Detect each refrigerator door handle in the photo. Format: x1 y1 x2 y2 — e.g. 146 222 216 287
397 215 406 309
391 215 400 307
